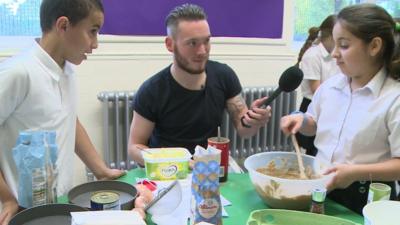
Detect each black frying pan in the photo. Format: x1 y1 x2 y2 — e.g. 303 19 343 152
9 203 87 225
68 180 138 210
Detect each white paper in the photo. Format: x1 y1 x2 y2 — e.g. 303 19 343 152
220 195 231 206
194 145 221 157
71 211 146 225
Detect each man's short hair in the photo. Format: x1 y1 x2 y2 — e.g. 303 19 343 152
40 0 104 33
165 3 207 37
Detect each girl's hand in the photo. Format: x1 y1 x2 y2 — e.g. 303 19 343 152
280 114 304 134
133 184 154 219
324 164 357 191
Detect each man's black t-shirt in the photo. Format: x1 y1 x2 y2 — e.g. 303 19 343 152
133 60 242 153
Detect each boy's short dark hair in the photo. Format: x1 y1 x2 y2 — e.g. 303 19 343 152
40 0 104 33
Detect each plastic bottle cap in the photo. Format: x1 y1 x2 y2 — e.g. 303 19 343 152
312 188 327 202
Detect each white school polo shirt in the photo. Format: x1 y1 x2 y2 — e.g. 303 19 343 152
307 68 400 164
300 43 340 100
0 40 77 197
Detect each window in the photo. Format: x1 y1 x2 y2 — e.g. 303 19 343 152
376 0 400 19
294 0 354 43
293 0 400 49
0 0 40 52
0 0 41 36
0 0 398 52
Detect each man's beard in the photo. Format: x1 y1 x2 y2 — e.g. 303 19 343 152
174 46 207 75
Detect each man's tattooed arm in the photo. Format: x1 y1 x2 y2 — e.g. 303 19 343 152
226 94 248 127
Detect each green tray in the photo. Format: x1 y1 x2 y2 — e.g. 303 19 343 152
247 209 360 225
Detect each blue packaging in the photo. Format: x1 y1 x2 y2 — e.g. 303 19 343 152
191 145 222 225
12 130 58 208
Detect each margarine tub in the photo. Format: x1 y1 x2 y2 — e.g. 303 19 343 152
142 148 192 180
363 200 400 225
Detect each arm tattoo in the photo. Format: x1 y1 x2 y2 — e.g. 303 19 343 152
226 95 247 123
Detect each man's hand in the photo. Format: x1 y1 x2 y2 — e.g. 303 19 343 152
0 199 19 225
241 97 272 128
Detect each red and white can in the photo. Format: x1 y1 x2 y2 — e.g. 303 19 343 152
207 137 230 182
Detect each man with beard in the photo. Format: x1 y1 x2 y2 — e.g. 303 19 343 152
128 3 271 166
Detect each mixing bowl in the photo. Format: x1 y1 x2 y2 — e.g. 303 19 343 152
244 151 333 210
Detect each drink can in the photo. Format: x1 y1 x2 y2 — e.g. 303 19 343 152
207 137 230 182
90 191 120 210
367 183 391 203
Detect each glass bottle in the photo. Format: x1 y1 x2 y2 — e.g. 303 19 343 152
44 131 57 203
30 132 48 206
32 167 46 206
310 188 326 214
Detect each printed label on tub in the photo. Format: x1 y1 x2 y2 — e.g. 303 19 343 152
145 162 188 180
160 165 177 177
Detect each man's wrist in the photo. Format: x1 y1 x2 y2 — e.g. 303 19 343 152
240 116 251 128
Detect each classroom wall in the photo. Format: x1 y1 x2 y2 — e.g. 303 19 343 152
0 0 297 186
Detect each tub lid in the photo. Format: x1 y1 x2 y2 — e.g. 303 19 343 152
142 148 192 162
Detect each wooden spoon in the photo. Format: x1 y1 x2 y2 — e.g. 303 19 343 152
291 134 307 179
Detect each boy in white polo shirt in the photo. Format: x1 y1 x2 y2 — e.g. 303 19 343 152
0 0 125 223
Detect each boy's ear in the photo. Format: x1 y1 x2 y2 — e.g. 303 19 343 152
55 16 69 33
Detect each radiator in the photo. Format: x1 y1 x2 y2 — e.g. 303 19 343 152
97 87 297 170
97 91 136 170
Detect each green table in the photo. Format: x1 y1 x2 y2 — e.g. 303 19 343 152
218 174 363 225
61 169 364 225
